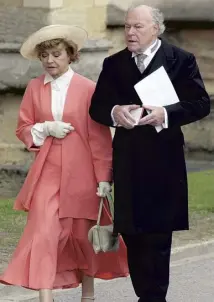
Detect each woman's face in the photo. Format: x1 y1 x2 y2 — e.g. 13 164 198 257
39 43 71 78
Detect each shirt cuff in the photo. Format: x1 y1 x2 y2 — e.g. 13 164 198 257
162 108 168 128
111 105 119 126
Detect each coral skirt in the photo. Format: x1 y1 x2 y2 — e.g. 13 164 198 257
0 141 128 290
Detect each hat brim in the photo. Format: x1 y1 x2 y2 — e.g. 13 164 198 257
20 24 88 60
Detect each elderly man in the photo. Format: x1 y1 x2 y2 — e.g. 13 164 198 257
89 4 210 302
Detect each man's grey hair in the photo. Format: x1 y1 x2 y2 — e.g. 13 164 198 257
127 3 166 35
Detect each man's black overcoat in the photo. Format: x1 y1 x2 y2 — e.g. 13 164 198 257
89 39 210 234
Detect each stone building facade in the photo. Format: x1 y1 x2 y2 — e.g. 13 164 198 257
0 0 214 196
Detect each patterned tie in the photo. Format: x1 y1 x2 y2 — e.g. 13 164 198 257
136 53 147 73
136 39 160 73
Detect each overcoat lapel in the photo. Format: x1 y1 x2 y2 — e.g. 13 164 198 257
141 42 177 79
40 77 54 121
121 39 178 85
121 49 142 86
62 73 85 123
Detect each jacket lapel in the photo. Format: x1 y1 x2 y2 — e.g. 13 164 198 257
40 76 54 121
121 39 177 86
141 39 177 79
39 73 84 123
62 73 84 123
121 49 142 86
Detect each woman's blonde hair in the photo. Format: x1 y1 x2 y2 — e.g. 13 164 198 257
36 38 79 62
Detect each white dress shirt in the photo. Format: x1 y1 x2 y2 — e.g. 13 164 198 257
31 67 74 146
132 38 161 68
112 39 168 128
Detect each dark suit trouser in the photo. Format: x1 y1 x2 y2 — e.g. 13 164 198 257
122 232 172 302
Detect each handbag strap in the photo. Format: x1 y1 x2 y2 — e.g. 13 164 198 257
97 192 114 226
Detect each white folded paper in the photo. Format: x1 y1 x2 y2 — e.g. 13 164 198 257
134 66 179 132
117 107 143 127
130 108 143 125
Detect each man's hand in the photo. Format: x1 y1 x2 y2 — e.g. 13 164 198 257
112 104 141 129
138 105 165 126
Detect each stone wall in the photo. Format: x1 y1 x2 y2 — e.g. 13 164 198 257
107 0 214 26
183 107 214 160
0 0 109 44
57 0 108 38
0 165 27 198
0 0 22 6
0 94 31 197
0 39 111 91
0 7 48 43
164 30 214 95
0 94 34 166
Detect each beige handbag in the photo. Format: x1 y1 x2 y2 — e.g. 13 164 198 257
88 193 119 254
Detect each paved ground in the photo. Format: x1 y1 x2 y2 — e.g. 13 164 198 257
1 240 214 301
41 251 214 302
50 252 214 302
186 160 214 172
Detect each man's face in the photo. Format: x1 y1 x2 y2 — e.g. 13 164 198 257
125 7 158 53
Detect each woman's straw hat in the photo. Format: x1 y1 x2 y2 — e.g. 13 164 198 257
20 24 88 60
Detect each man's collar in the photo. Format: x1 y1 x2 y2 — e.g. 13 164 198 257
132 39 160 58
44 66 74 85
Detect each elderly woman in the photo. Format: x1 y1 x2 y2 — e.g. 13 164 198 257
0 25 128 302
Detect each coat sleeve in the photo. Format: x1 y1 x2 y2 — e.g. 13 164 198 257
89 58 119 127
87 82 113 183
164 54 210 128
16 80 39 152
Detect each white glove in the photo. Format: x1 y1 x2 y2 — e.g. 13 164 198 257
96 182 112 197
44 121 74 139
